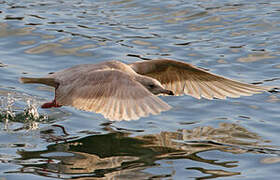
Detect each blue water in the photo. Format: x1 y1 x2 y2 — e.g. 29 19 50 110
0 0 280 179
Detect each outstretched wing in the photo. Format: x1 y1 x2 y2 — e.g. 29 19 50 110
55 69 171 121
130 59 272 99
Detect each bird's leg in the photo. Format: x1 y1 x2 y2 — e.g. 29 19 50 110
41 88 62 108
41 99 61 108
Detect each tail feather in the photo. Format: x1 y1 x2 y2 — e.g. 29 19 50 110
20 77 59 88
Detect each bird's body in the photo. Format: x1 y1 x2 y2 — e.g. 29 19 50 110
20 59 273 121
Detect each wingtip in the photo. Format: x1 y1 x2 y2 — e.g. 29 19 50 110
267 86 280 93
19 77 27 83
19 77 23 83
259 85 279 92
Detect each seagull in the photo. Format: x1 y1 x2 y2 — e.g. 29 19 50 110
20 59 273 121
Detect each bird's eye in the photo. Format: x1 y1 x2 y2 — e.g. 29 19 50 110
149 84 155 88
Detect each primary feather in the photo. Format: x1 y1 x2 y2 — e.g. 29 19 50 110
129 59 272 99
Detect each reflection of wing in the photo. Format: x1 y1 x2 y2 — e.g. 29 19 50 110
130 59 272 99
55 69 171 121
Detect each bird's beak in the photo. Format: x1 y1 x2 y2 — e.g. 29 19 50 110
162 89 174 96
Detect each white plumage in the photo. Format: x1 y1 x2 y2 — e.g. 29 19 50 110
20 59 273 121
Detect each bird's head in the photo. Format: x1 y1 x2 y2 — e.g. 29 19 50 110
136 75 174 95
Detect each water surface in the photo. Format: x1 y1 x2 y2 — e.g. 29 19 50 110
0 0 280 179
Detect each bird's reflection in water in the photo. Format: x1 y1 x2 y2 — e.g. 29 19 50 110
13 123 278 179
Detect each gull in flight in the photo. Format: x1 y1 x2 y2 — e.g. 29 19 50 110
20 59 274 121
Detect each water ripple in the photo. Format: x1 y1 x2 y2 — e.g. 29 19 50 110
0 0 280 179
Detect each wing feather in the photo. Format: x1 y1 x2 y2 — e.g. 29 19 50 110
130 59 273 99
55 69 171 121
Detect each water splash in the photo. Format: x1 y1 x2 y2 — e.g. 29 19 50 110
0 93 16 129
0 92 48 130
24 99 40 120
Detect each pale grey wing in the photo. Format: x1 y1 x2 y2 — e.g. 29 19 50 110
47 61 132 82
55 70 171 121
47 64 106 82
130 59 272 99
